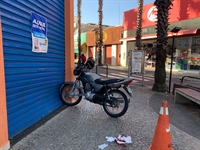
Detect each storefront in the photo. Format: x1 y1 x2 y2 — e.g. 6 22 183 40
86 26 122 65
0 1 74 149
120 0 200 70
190 36 200 69
165 29 200 70
103 26 121 65
86 30 96 60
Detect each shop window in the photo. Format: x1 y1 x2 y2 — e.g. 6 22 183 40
190 37 200 69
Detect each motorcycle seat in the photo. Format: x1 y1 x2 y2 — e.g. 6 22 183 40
94 78 124 85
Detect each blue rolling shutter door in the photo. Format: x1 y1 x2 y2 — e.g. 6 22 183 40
0 0 65 138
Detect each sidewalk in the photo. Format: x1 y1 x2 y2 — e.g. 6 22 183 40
9 79 200 149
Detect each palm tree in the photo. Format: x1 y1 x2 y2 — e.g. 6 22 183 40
77 0 82 57
135 0 143 50
152 0 173 92
135 0 144 81
97 0 103 65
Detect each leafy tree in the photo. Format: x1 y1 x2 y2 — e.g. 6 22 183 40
152 0 173 92
135 0 144 79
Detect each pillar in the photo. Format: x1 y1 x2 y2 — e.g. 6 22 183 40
64 0 75 82
0 16 10 150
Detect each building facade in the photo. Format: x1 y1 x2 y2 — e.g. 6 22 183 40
120 0 200 70
86 25 122 65
74 23 110 61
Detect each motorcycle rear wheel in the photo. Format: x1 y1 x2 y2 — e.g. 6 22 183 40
60 84 82 106
103 90 128 118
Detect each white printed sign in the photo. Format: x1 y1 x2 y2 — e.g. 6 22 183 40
132 51 142 73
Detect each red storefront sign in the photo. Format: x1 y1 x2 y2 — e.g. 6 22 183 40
120 28 200 42
123 0 200 31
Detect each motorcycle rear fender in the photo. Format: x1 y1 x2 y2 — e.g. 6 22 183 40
123 85 133 97
107 78 134 88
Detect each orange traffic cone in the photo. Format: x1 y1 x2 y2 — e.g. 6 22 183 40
148 100 173 150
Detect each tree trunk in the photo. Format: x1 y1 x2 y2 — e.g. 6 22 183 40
152 0 173 92
153 45 168 92
98 0 103 65
135 0 143 50
77 0 82 57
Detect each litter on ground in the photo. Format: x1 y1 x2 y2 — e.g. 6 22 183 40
98 135 132 149
106 136 115 142
98 143 108 149
115 135 132 144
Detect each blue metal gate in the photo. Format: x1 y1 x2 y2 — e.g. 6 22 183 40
0 0 65 138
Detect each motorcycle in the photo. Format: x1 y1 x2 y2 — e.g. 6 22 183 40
59 57 134 118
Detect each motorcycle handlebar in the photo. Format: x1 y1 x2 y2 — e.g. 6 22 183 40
75 63 90 75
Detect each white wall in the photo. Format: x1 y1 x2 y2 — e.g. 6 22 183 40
121 44 127 66
93 46 96 61
120 31 128 66
102 46 104 64
111 45 116 65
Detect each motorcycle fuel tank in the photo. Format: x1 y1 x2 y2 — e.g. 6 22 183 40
80 72 100 83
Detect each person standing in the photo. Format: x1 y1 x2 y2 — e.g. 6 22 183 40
81 53 86 64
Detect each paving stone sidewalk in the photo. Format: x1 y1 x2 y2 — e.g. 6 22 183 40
10 85 200 150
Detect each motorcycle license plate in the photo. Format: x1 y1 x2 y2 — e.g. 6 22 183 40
127 86 132 94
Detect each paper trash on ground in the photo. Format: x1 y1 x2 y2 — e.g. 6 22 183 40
106 136 115 142
98 143 108 149
98 135 132 149
115 135 132 144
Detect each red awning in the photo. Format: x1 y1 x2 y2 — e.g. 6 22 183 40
120 28 199 42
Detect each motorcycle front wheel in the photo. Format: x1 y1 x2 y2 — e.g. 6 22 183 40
103 90 129 118
60 84 82 106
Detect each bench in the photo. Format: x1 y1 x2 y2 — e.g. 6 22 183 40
174 88 200 105
172 83 200 95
